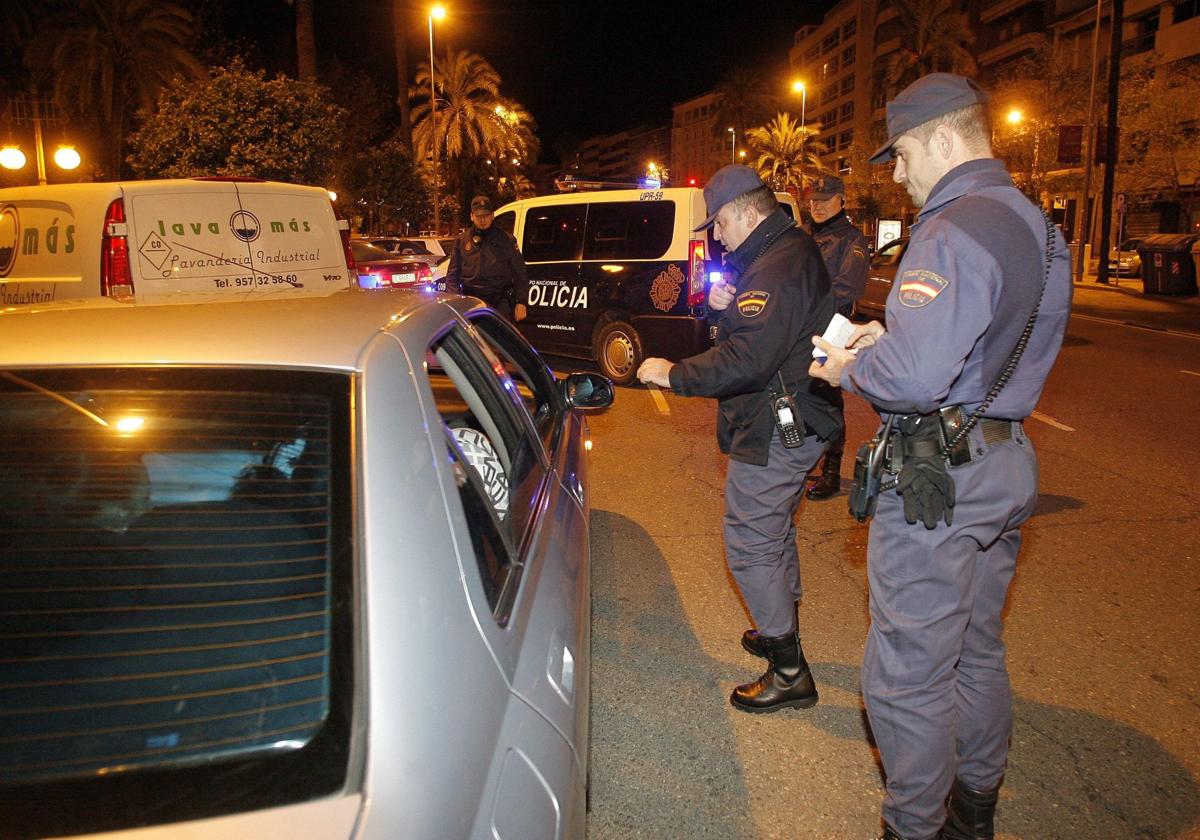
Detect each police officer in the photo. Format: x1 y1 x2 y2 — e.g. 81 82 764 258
637 165 842 713
446 195 528 321
810 74 1071 840
805 174 870 501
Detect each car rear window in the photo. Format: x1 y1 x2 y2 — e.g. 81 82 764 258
0 368 353 836
582 200 675 261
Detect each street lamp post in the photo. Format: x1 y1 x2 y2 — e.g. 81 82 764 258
0 86 81 184
727 127 735 165
793 80 807 194
428 5 445 235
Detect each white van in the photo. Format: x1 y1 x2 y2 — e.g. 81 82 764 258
0 178 355 306
466 187 799 385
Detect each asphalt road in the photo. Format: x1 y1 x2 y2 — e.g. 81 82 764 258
576 313 1200 840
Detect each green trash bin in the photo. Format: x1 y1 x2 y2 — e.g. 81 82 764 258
1137 234 1199 295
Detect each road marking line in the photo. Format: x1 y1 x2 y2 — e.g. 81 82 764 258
1030 410 1075 432
647 385 670 415
1071 312 1200 340
1183 370 1200 378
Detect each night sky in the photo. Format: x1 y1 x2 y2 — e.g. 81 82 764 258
302 1 835 159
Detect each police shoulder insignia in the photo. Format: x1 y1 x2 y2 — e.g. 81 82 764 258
736 290 770 317
897 269 949 308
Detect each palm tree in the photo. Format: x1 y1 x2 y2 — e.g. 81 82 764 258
711 67 780 145
287 0 318 82
745 112 827 192
24 0 203 178
877 0 976 97
410 49 508 164
393 0 412 153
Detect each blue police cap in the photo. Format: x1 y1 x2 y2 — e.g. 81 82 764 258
694 164 766 231
869 73 991 164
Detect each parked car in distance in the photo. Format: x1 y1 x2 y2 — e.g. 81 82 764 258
1108 238 1143 277
856 236 908 320
0 288 613 840
351 240 434 289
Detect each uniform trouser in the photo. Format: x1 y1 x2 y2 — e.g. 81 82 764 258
862 425 1038 839
463 285 513 320
723 431 827 637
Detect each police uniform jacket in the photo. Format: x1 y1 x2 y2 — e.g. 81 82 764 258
812 210 870 317
446 225 529 303
844 159 1072 418
668 208 843 466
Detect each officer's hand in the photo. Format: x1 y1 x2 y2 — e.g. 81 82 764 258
514 303 527 321
895 457 956 529
637 357 674 388
708 280 735 311
808 337 855 387
847 320 886 350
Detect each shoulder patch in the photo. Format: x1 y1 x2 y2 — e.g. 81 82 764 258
736 290 770 317
898 269 949 308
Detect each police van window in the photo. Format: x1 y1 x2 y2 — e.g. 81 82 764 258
582 200 675 261
778 202 796 221
522 204 586 262
493 210 516 237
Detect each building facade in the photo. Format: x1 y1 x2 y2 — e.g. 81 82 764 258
669 91 724 187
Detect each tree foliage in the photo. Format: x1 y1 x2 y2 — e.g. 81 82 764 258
876 0 976 97
127 58 345 185
712 67 781 145
342 138 429 234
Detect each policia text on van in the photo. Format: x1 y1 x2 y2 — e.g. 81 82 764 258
487 188 798 386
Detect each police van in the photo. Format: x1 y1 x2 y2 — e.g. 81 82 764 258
0 179 354 307
483 187 799 386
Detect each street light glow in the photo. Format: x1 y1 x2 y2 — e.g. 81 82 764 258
1007 108 1024 125
0 146 26 170
792 80 806 93
431 4 445 19
53 146 80 170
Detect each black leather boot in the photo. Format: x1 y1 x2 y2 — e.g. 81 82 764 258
806 445 843 500
939 778 999 839
730 631 818 713
741 602 799 658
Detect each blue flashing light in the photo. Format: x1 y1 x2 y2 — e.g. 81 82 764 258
640 177 661 189
708 270 723 285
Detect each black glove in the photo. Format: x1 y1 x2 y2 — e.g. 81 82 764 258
895 457 955 529
894 414 955 529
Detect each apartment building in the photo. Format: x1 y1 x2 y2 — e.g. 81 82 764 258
669 91 724 187
569 122 672 185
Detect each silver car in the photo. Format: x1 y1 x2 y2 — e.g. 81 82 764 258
0 289 612 839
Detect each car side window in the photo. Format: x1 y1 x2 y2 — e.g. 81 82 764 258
444 426 513 610
872 239 906 267
582 200 675 261
522 204 586 262
467 312 562 447
427 324 549 616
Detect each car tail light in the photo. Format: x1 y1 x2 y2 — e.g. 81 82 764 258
337 216 355 274
100 199 134 302
688 239 706 306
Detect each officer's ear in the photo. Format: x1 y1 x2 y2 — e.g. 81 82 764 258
932 124 955 160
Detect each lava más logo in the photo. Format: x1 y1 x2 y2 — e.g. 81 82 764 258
0 206 18 277
229 210 261 243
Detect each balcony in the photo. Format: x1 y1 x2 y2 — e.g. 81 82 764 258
980 0 1042 25
978 32 1045 65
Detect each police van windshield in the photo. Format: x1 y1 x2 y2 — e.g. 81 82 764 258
0 367 353 837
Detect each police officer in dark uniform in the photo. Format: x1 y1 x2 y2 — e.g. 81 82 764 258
805 174 870 501
446 195 528 321
810 74 1071 840
637 165 842 714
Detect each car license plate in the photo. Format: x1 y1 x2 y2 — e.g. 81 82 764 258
397 273 416 284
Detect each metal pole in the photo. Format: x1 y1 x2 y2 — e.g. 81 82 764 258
429 13 439 236
1075 0 1103 285
728 127 735 165
1096 0 1123 285
799 88 807 194
30 84 46 186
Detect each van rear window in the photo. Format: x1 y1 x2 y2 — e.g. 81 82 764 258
0 368 353 837
582 201 675 261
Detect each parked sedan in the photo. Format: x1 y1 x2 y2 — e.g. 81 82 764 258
1108 238 1143 277
0 289 613 840
351 240 434 289
856 236 908 321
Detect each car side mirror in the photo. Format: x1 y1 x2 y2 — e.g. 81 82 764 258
561 372 614 411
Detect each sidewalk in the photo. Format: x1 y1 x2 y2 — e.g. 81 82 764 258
1071 268 1200 334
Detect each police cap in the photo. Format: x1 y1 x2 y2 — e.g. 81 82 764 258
694 164 766 231
869 72 990 164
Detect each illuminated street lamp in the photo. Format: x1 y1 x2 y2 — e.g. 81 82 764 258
428 4 446 234
792 80 808 193
1 88 80 185
0 147 26 170
1007 108 1024 125
727 127 735 165
53 146 80 171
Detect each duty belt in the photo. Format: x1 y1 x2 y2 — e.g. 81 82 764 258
884 409 1021 473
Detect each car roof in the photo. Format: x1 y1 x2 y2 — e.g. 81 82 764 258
0 289 471 371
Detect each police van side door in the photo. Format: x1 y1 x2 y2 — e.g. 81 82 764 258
518 204 586 356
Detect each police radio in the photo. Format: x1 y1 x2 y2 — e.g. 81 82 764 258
771 372 804 449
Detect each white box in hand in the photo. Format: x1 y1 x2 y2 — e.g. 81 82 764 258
812 312 856 362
